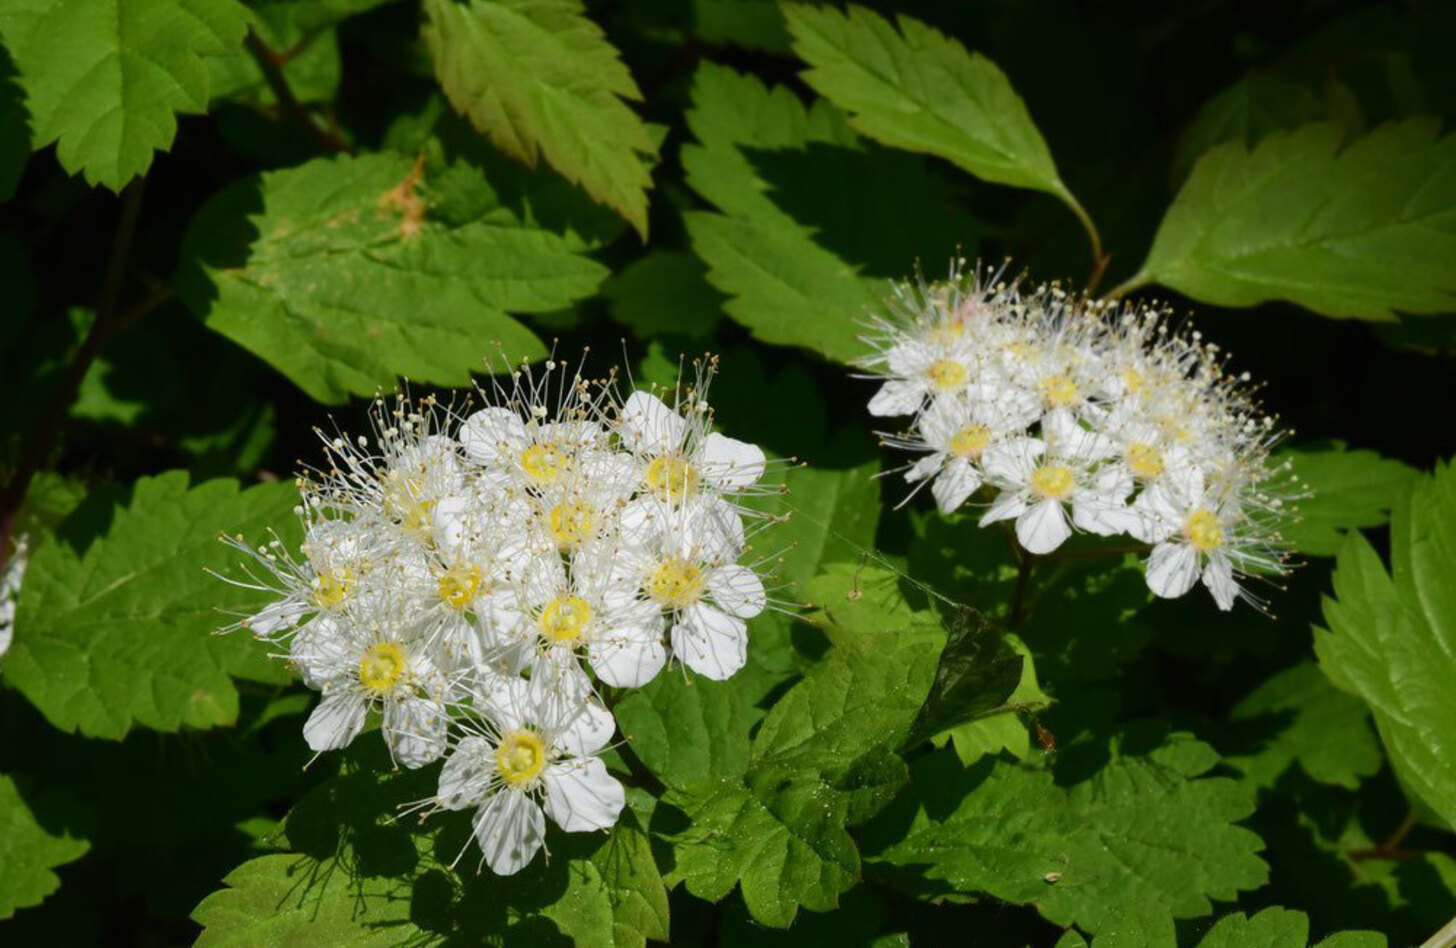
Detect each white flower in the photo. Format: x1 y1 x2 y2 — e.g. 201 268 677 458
1127 468 1276 611
616 390 767 506
434 674 623 875
299 608 449 768
619 503 766 680
979 421 1128 555
892 386 1039 514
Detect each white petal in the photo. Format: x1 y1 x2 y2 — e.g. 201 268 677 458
1145 543 1200 599
931 460 981 513
905 454 942 484
437 737 493 810
543 758 626 832
1202 553 1239 611
619 391 686 453
589 612 667 687
383 694 448 769
979 490 1028 526
672 603 747 681
554 697 617 758
981 437 1044 485
1016 499 1072 554
707 563 766 618
459 408 526 464
303 691 367 752
868 379 923 417
474 789 545 875
701 432 766 490
247 596 309 639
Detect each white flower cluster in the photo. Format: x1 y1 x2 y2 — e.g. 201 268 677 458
863 262 1292 611
224 361 779 874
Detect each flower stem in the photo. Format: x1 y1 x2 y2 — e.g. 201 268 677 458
245 32 353 155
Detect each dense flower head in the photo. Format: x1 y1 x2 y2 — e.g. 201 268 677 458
863 260 1294 611
220 356 785 874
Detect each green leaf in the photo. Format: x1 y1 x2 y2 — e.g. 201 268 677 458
907 605 1023 745
0 43 28 200
0 773 88 919
941 634 1050 765
1280 442 1418 556
1192 907 1385 948
781 4 1088 227
1316 458 1456 828
1223 662 1382 790
1171 75 1333 185
421 0 657 236
0 0 251 189
604 250 723 340
1132 120 1456 320
865 731 1267 933
175 151 606 403
2 471 299 739
192 743 667 946
618 566 941 927
681 62 979 364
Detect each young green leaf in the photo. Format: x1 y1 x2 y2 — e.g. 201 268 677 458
1317 458 1456 828
681 62 979 364
1193 907 1385 948
1130 121 1456 320
0 773 88 919
781 4 1092 244
1279 442 1417 556
174 151 606 404
2 472 299 739
864 732 1267 933
421 0 657 236
616 566 942 928
1171 75 1333 186
1223 662 1382 790
0 0 251 190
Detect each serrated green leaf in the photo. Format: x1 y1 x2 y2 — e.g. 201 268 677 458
865 731 1267 933
0 773 88 919
1171 75 1330 185
0 43 27 200
907 605 1022 745
619 566 940 928
192 743 667 947
421 0 656 236
942 634 1049 765
681 62 979 364
0 0 250 189
1317 458 1456 828
1223 662 1382 790
1279 442 1417 556
2 472 299 738
1193 907 1385 948
1132 120 1456 320
604 250 723 340
175 151 606 403
781 4 1086 224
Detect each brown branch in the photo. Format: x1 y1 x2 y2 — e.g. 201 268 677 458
0 180 146 570
244 32 353 155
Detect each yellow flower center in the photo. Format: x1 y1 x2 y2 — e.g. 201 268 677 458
926 359 968 392
645 453 698 502
1125 442 1165 479
948 425 992 458
1040 375 1080 408
929 320 967 344
494 730 547 786
1186 509 1224 551
538 595 592 645
312 567 356 610
1029 464 1076 500
548 502 594 548
647 557 705 608
437 564 484 610
358 642 408 695
1122 367 1145 395
520 442 566 484
383 473 433 536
